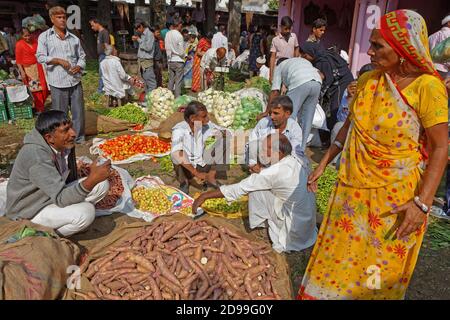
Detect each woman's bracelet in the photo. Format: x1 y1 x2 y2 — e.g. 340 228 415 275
333 140 344 149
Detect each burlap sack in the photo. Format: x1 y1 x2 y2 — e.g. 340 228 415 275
66 215 293 300
0 218 80 300
85 111 134 136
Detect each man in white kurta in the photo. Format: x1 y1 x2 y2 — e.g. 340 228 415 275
100 45 134 99
200 47 227 90
193 134 317 253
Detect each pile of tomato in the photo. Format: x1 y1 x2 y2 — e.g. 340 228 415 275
99 134 171 161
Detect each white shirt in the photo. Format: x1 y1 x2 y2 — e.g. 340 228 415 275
212 32 228 51
247 117 303 166
165 29 186 63
171 121 224 168
272 58 322 93
200 48 227 70
220 155 317 252
100 56 131 98
259 65 270 80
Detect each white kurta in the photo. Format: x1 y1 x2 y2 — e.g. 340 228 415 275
171 121 225 168
220 155 317 253
100 56 131 98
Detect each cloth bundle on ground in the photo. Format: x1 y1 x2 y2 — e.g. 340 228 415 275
0 218 80 299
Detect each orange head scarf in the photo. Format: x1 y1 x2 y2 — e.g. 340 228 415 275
379 9 440 78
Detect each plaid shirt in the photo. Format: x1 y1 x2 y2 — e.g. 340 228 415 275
36 27 86 88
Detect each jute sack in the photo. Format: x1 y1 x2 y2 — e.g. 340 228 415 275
0 218 80 300
85 111 134 136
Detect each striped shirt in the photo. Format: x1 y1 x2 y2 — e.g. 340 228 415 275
36 27 86 88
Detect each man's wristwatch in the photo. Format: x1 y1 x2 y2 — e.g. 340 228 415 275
413 196 430 214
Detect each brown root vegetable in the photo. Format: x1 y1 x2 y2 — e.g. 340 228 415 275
102 294 126 300
178 269 190 279
160 221 190 242
194 279 209 300
105 262 136 271
128 274 150 285
194 245 203 262
170 256 178 274
249 265 269 278
73 291 94 300
148 276 162 300
187 257 211 286
222 255 240 278
156 253 182 287
161 291 173 300
105 280 125 291
203 246 224 253
159 276 183 295
231 261 250 270
177 251 192 272
127 253 156 273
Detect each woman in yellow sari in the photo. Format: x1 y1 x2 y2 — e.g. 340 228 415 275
299 10 448 300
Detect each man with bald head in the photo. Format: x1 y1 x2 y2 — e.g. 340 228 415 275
193 133 317 253
200 47 228 90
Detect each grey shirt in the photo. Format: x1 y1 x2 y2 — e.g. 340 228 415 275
272 57 322 93
137 28 155 60
97 28 110 56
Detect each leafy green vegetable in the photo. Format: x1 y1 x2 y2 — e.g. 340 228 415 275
0 69 9 80
246 77 271 96
173 95 195 110
268 0 279 11
427 218 450 250
314 165 338 215
158 155 174 175
15 119 35 133
232 97 263 130
107 103 148 124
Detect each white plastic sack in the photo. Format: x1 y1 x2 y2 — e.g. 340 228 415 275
89 131 171 165
0 178 8 217
232 49 250 69
128 176 194 222
307 128 323 147
312 104 328 131
77 157 135 217
235 88 268 112
340 50 350 64
6 85 29 103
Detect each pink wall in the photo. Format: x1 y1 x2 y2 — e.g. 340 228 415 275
278 0 356 51
350 0 388 75
278 0 450 76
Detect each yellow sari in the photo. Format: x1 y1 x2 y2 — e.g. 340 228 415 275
298 10 448 300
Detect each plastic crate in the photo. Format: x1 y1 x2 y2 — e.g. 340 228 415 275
0 104 7 123
7 100 33 120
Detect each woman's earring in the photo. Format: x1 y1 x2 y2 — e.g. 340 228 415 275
400 57 406 65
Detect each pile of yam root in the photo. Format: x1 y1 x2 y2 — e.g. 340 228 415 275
75 220 281 300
